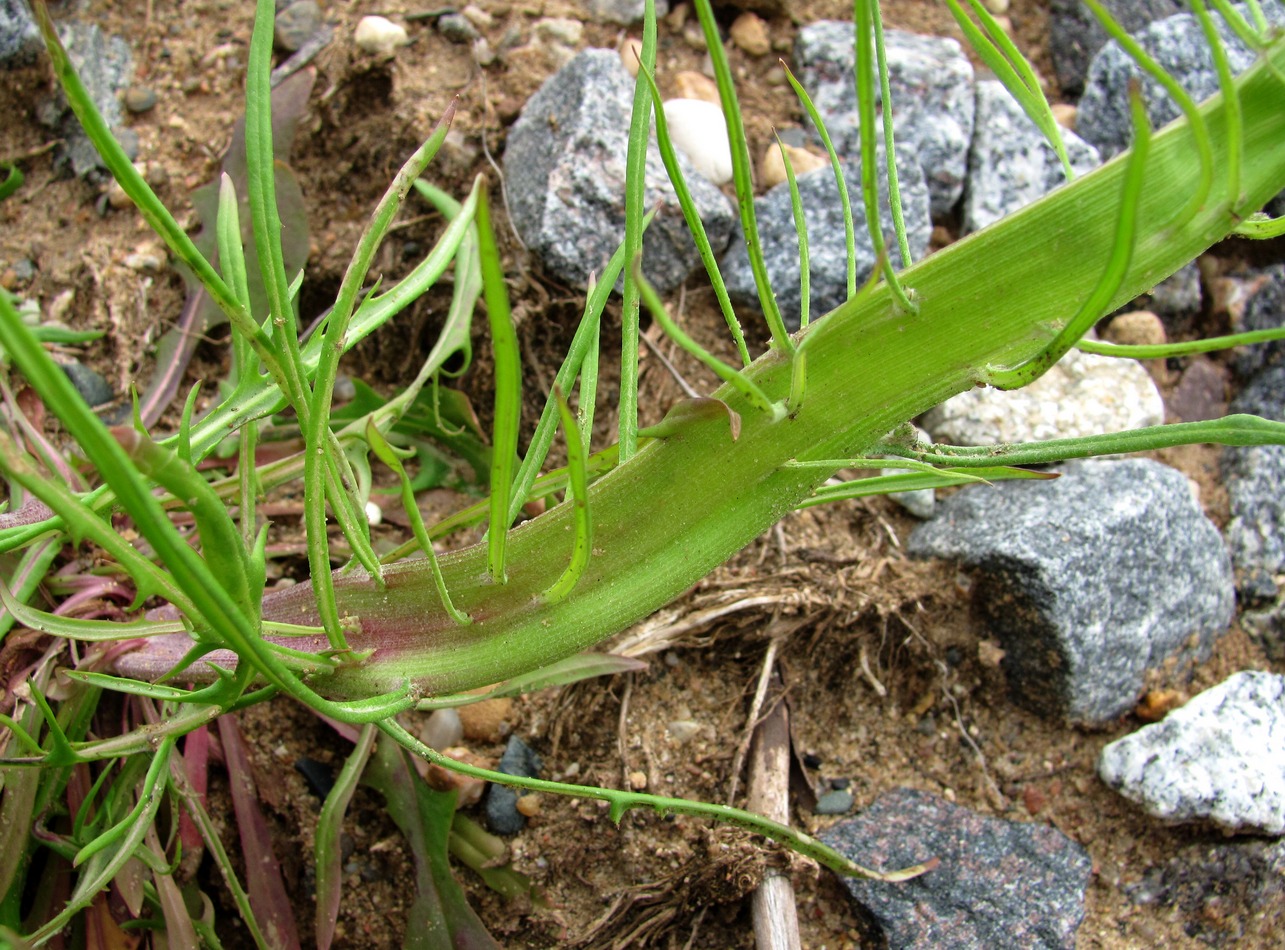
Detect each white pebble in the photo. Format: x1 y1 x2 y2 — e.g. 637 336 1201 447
662 99 733 185
364 500 383 525
355 16 408 56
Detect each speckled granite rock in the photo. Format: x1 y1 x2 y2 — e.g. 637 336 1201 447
921 348 1164 447
504 49 734 294
964 79 1101 233
908 459 1235 723
719 157 930 328
1099 671 1285 834
822 787 1092 948
795 22 974 217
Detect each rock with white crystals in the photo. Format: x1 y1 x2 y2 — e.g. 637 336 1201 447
795 22 974 217
662 99 733 185
720 156 930 329
964 80 1101 233
1048 0 1182 96
36 21 133 180
505 50 735 294
908 459 1235 723
354 15 408 56
1226 362 1285 585
583 0 669 25
922 348 1164 447
1099 671 1285 834
0 0 42 68
1078 2 1285 159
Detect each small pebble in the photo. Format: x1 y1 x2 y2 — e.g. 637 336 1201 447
729 12 771 57
460 4 494 30
662 98 733 185
123 242 166 271
673 69 719 104
1135 688 1186 722
1105 310 1166 347
437 13 479 44
682 21 707 51
1051 102 1078 130
815 789 855 815
629 770 648 790
472 37 496 67
275 0 320 53
534 17 583 46
765 65 786 86
992 15 1014 34
364 500 383 526
516 794 542 817
354 15 408 56
420 708 464 750
458 697 513 743
123 85 157 114
802 753 823 769
759 141 827 190
985 0 1010 13
667 719 702 743
619 36 643 76
62 362 113 407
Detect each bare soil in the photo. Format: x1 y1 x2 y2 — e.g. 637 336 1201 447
1 1 1281 947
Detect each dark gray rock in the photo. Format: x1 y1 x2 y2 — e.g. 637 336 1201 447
62 361 113 407
719 157 930 329
1099 671 1285 834
964 80 1101 233
36 21 133 180
822 787 1092 949
1146 260 1202 323
1226 361 1285 586
1128 837 1285 946
274 0 320 53
795 22 974 217
1078 2 1285 159
0 0 41 67
1231 263 1285 380
485 736 542 836
1048 0 1182 97
504 50 735 294
908 459 1235 723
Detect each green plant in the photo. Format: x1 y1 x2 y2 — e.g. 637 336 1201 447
0 0 1283 943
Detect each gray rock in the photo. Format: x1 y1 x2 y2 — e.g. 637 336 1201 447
908 459 1235 723
583 0 670 25
436 13 479 44
37 21 133 180
921 348 1164 447
719 157 931 329
822 787 1092 949
815 789 854 815
1127 837 1285 945
1048 0 1182 97
485 735 542 835
504 50 735 294
795 22 975 217
62 361 113 407
0 0 42 67
964 79 1101 233
1078 2 1285 159
123 85 157 114
1099 671 1285 834
1146 260 1202 323
274 0 320 53
1231 263 1285 380
1225 361 1285 584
